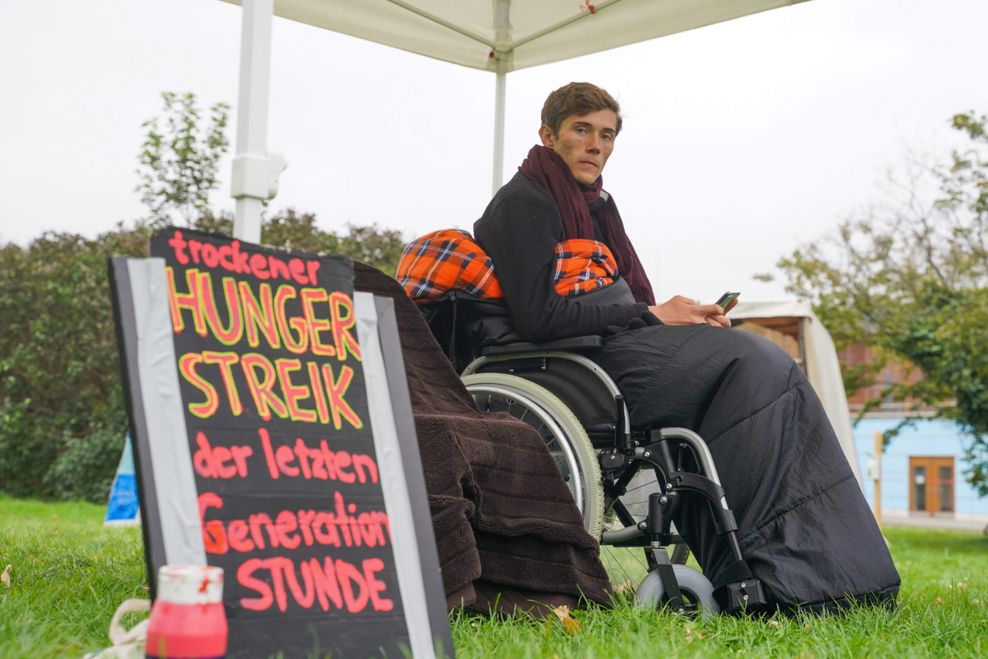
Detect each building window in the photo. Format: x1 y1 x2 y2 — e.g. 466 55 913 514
909 457 955 515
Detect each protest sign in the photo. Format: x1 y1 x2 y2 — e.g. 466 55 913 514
109 229 450 658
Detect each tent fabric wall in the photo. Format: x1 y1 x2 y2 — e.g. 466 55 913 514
731 300 863 485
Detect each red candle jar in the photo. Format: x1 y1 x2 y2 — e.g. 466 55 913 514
146 565 228 659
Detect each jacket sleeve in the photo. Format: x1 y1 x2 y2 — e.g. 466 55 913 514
474 189 649 342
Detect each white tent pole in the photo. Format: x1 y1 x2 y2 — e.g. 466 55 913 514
231 0 276 243
491 0 511 195
492 69 506 195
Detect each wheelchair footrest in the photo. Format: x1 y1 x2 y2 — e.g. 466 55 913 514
714 578 768 615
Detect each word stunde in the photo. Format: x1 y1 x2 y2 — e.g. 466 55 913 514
239 555 393 615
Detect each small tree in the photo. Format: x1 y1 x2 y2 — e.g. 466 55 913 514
0 92 410 502
775 112 988 494
136 92 230 227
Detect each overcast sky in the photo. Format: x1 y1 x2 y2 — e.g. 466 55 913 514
2 0 987 302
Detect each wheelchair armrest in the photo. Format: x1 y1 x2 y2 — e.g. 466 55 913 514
479 335 604 356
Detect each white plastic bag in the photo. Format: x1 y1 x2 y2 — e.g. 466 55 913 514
83 598 149 659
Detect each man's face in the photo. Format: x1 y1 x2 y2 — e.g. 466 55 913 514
539 109 618 185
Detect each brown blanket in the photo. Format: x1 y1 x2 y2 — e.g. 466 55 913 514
354 262 611 614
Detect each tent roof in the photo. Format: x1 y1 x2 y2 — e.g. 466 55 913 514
221 0 815 271
223 0 808 72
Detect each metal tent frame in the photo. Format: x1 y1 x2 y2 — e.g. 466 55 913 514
223 0 810 241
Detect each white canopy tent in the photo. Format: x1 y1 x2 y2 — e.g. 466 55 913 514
221 0 810 241
731 300 863 485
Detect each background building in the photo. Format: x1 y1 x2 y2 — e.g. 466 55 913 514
840 345 988 528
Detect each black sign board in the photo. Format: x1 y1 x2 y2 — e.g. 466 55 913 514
109 229 451 658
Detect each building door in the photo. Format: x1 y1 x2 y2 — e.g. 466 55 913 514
909 456 955 515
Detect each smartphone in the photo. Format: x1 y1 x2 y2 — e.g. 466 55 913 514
715 291 740 309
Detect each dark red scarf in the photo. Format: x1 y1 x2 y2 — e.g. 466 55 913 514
518 145 655 305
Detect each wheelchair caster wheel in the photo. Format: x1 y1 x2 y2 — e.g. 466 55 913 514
635 564 720 619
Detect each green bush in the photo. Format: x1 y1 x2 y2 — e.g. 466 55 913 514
0 397 53 498
43 427 126 502
0 228 144 501
0 217 404 502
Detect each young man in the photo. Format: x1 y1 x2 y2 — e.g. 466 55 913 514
473 82 899 612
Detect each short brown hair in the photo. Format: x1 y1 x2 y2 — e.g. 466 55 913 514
541 82 622 136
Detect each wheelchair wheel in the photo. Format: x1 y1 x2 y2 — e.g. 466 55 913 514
635 564 720 619
463 373 605 539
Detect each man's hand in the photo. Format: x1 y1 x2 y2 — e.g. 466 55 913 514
648 295 735 328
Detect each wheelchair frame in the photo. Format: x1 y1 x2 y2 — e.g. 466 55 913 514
461 338 767 616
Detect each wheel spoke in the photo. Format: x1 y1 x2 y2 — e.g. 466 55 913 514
466 376 705 605
464 374 603 561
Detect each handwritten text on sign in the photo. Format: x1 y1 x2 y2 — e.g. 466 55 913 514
152 229 402 621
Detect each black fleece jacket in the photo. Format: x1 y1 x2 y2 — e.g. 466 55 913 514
474 172 652 342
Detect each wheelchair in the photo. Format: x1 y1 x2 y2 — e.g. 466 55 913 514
422 291 768 618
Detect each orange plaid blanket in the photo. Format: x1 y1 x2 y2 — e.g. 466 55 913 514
397 229 503 301
396 230 619 302
552 238 620 297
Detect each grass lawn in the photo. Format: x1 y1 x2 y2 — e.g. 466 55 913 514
1 495 985 658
